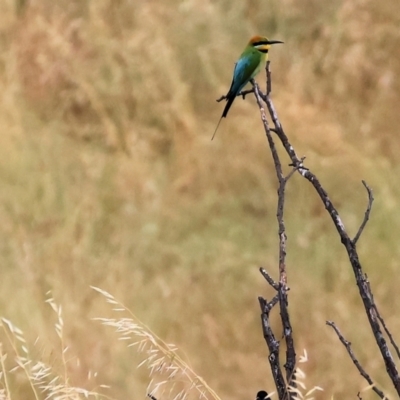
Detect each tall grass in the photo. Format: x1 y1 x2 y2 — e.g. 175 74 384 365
0 0 399 398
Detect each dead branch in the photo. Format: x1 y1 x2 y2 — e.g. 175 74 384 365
251 75 297 397
326 321 386 399
353 180 374 245
254 61 400 395
258 296 287 399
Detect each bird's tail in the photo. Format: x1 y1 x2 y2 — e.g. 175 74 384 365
211 93 236 140
222 93 235 118
211 116 223 140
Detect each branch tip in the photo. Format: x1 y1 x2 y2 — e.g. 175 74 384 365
353 180 374 244
327 321 387 399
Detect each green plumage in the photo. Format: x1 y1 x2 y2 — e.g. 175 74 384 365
212 35 283 140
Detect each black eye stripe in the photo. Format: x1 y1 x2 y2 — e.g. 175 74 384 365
253 41 270 47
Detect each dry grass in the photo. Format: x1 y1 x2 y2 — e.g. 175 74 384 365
0 0 399 398
0 297 107 399
92 287 221 400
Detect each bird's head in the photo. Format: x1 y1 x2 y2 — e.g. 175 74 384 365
249 35 284 53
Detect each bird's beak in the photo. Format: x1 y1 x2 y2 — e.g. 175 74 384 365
266 40 284 45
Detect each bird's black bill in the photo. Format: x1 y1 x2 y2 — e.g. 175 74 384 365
252 39 284 46
266 40 284 45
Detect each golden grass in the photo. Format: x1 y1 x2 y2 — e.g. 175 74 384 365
0 298 107 399
0 0 399 398
92 286 221 400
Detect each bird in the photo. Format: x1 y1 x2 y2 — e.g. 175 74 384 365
212 35 283 140
256 390 269 400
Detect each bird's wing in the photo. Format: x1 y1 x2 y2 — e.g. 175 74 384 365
228 52 261 96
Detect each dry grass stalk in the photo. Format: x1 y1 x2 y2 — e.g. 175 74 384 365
92 286 220 400
0 296 107 400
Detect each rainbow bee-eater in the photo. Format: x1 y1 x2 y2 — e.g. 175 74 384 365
212 35 283 140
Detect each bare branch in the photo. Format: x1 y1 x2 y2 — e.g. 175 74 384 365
259 267 279 290
284 162 303 182
255 65 400 394
239 88 255 99
267 294 280 310
377 313 400 360
353 180 374 245
258 296 287 399
216 88 254 103
266 61 272 96
279 284 296 386
253 76 297 396
252 63 400 398
326 321 387 399
371 289 400 359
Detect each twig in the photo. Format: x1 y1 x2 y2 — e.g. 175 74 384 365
285 161 304 181
266 61 272 96
259 267 279 290
377 312 400 360
215 88 254 103
239 88 255 99
372 294 400 359
364 279 400 359
267 294 280 310
326 321 386 399
353 180 374 245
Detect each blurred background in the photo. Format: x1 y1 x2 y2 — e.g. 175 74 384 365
0 0 399 398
